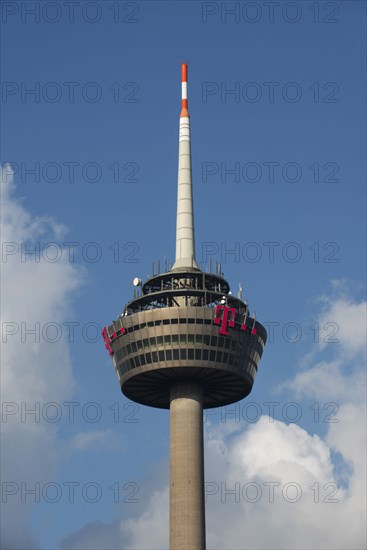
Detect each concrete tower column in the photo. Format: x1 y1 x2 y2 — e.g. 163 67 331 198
169 382 206 550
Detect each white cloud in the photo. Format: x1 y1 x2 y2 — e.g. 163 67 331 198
69 429 121 452
282 359 366 402
1 167 84 549
317 297 366 358
59 284 366 550
228 416 333 481
204 416 363 550
119 489 169 550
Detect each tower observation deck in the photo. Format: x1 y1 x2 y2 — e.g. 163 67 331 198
103 64 267 550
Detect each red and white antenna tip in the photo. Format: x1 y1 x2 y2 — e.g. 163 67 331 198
180 63 189 118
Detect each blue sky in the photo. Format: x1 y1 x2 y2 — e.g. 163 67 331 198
1 2 366 549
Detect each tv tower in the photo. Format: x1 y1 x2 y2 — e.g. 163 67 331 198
103 64 267 550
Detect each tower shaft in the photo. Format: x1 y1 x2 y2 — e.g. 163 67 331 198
169 382 206 550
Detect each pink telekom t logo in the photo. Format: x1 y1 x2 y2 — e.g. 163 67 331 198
102 326 126 356
102 326 113 356
214 305 237 335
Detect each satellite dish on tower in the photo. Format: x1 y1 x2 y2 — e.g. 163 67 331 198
133 277 142 287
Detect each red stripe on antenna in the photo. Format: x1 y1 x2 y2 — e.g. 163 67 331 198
180 63 189 117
